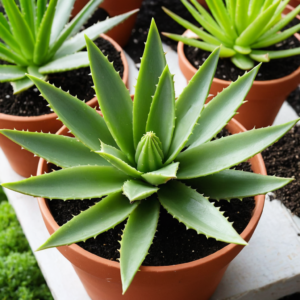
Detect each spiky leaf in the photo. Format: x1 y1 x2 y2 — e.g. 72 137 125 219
0 65 26 82
123 180 159 202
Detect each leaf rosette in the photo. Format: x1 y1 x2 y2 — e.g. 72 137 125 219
1 20 296 294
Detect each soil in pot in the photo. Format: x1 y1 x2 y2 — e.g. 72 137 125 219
184 35 300 82
287 85 300 115
262 124 300 217
124 0 198 64
48 129 255 267
0 37 124 117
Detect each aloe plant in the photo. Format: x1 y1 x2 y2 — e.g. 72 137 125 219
162 0 300 70
1 20 297 294
0 0 137 94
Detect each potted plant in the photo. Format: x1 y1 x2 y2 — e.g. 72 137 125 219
0 0 135 177
1 20 297 300
163 0 300 130
72 0 142 47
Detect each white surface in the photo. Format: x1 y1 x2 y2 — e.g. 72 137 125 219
1 46 300 300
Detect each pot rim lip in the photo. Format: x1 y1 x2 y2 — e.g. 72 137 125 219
178 4 300 87
0 33 129 123
37 117 266 273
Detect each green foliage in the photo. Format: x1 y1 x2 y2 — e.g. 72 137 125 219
0 0 137 93
1 20 296 294
0 200 53 299
163 0 300 70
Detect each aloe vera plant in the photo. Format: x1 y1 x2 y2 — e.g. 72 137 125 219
163 0 300 70
1 20 297 294
0 0 137 93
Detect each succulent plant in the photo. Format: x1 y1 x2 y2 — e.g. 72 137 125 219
0 0 136 93
1 20 297 294
163 0 300 70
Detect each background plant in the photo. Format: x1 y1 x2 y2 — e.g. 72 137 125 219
1 20 297 294
0 0 136 93
163 0 300 70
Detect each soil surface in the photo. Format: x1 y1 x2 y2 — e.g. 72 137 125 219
287 85 300 116
279 293 300 300
262 125 300 217
0 37 124 117
49 129 255 267
184 35 300 81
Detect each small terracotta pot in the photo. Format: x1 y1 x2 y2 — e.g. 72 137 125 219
0 34 128 178
178 5 300 130
72 0 142 47
37 117 266 300
289 0 300 8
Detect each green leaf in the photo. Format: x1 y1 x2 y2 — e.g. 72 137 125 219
2 166 129 200
235 0 281 46
142 162 179 186
50 0 77 44
162 33 235 58
36 0 47 33
162 6 221 45
251 48 300 59
176 119 299 179
233 45 251 55
146 66 175 156
19 0 35 37
165 47 220 165
158 181 247 245
48 0 104 59
231 54 254 70
186 65 260 149
0 43 28 66
185 169 293 200
38 192 138 250
27 75 117 151
226 0 237 24
248 0 265 24
135 132 164 173
0 65 26 82
39 52 89 74
0 20 22 55
34 0 58 65
123 180 159 202
0 13 12 33
235 0 250 34
86 36 135 163
96 143 143 178
121 196 159 294
251 23 300 49
1 0 35 61
0 130 109 168
53 11 138 59
249 52 270 62
133 19 166 148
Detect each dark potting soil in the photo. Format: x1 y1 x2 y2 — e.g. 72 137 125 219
80 7 110 30
262 124 300 217
279 293 300 300
48 129 255 267
124 0 198 64
287 85 300 116
0 37 124 117
184 35 300 82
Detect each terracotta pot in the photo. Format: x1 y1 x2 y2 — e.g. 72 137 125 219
0 34 128 178
178 5 300 130
289 0 300 8
37 117 265 300
72 0 142 47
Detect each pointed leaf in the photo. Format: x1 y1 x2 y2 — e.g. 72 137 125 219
231 54 254 70
187 65 260 149
54 11 138 59
38 192 138 250
121 196 159 294
142 162 179 186
251 48 300 59
2 166 129 200
39 52 89 74
0 65 26 82
0 130 109 168
0 13 12 33
11 77 35 94
86 36 135 163
158 181 246 245
123 180 158 202
235 0 250 34
165 48 220 165
36 0 47 33
0 20 22 55
185 169 293 200
146 66 175 156
176 119 299 179
133 19 166 148
19 0 35 36
34 0 58 65
27 75 117 151
248 0 265 24
0 43 28 66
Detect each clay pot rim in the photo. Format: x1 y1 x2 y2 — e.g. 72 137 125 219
178 4 300 87
0 33 129 123
37 117 266 273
